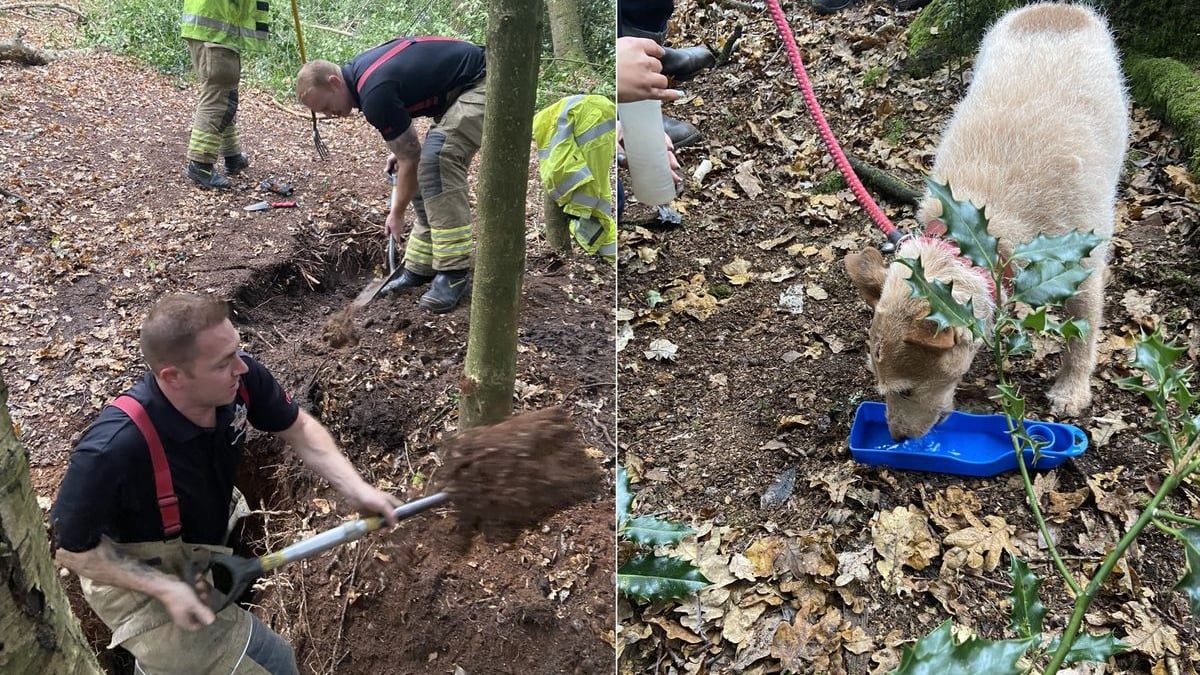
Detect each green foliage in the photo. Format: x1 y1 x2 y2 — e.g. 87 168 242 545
1008 556 1045 639
79 0 612 109
897 256 983 338
863 66 886 88
1045 633 1129 666
617 463 709 603
814 171 847 194
885 115 908 144
1115 330 1198 456
1010 259 1095 308
80 0 188 75
926 179 997 269
624 515 692 546
1174 528 1200 615
617 553 710 603
894 621 1032 675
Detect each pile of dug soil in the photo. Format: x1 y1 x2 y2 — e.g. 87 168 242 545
438 406 602 542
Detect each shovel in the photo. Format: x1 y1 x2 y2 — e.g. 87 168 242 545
244 200 297 212
208 491 449 612
349 173 403 309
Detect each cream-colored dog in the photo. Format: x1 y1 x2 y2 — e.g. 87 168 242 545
845 3 1128 440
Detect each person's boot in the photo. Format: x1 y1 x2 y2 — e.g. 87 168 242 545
380 268 434 295
417 270 471 314
659 46 717 82
664 116 702 150
224 153 251 175
812 0 856 13
186 161 230 190
619 23 667 44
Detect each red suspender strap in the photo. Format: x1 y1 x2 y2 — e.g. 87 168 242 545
238 382 250 407
110 395 182 538
356 37 461 94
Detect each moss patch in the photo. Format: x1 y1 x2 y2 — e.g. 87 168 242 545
1127 56 1200 174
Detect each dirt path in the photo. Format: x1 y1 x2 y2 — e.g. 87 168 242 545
2 11 615 675
617 1 1200 673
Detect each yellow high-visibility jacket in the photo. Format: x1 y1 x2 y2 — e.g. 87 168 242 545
533 94 616 262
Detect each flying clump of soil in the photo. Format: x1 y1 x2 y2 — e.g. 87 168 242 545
322 306 360 348
438 406 602 542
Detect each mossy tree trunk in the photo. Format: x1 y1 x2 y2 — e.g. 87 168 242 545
0 374 102 674
546 0 585 60
459 0 543 429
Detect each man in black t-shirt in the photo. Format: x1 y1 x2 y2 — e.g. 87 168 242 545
296 37 487 314
51 293 400 674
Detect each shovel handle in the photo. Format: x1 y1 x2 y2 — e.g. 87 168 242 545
261 491 450 573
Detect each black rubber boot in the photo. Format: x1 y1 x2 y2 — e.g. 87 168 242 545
664 116 702 149
224 153 251 175
812 0 855 13
417 270 471 314
186 161 230 190
380 268 434 295
619 23 667 44
659 46 717 82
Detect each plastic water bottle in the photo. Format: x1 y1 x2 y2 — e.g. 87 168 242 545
618 100 676 206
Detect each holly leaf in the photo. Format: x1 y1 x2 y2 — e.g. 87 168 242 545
617 554 710 602
895 620 1032 675
1128 331 1186 386
617 465 632 528
992 382 1025 423
1059 319 1088 340
624 515 694 546
1011 259 1094 308
1010 231 1103 265
1046 632 1129 665
1004 331 1033 357
1008 556 1045 639
927 179 999 270
899 255 982 336
1174 527 1200 616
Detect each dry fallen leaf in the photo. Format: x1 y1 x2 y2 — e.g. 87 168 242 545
872 506 941 592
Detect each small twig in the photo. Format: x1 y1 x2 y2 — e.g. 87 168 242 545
249 327 276 351
301 21 354 37
0 186 29 204
714 0 760 12
540 55 603 69
715 24 744 67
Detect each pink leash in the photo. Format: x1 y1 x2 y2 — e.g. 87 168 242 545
764 0 905 245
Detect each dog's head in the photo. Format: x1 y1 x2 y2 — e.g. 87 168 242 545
844 246 980 440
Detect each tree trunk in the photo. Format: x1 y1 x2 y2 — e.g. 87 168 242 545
459 0 543 429
546 0 585 60
543 192 572 253
0 374 102 673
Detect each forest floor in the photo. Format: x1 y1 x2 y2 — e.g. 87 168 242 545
617 1 1200 673
1 8 615 675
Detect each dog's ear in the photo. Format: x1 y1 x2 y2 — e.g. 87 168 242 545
844 247 887 309
903 318 958 350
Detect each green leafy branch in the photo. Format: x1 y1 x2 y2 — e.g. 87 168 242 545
895 179 1198 673
616 466 709 603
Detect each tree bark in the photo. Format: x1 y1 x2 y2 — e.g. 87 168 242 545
0 38 51 64
459 0 543 429
546 0 585 60
542 192 572 253
0 374 102 674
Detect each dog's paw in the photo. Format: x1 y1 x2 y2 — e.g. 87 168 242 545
1048 384 1091 418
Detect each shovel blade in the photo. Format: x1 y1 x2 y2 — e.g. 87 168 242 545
244 201 270 211
351 265 404 309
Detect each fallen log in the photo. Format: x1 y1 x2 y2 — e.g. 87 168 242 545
0 3 85 18
0 38 51 65
846 154 923 206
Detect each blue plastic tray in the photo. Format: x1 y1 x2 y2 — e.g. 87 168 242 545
848 402 1088 477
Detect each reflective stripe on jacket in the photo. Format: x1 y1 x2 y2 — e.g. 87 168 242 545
181 0 269 49
533 94 617 262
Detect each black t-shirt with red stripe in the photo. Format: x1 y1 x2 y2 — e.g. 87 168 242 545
343 36 486 141
51 353 299 551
